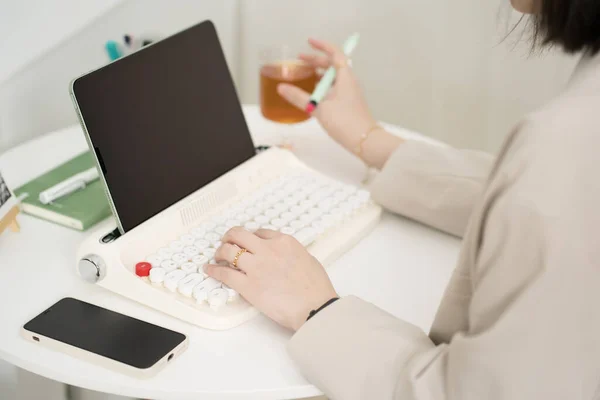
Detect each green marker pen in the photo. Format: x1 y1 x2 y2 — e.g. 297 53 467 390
305 33 360 113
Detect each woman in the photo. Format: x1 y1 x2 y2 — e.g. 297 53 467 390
207 0 600 398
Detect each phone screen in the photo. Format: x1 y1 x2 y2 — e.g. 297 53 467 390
24 298 186 369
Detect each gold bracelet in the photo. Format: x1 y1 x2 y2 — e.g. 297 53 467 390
354 124 381 159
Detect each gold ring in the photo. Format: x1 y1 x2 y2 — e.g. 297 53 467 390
232 248 247 269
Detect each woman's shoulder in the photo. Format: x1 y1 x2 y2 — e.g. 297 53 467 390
491 89 600 213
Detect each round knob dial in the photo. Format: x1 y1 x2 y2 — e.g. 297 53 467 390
78 254 106 283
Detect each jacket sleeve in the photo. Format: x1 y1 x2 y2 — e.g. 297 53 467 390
288 175 596 400
368 140 494 237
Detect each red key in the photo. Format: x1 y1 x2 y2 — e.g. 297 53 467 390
135 262 152 277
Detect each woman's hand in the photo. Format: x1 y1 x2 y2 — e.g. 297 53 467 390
277 38 376 153
205 227 338 331
278 38 403 170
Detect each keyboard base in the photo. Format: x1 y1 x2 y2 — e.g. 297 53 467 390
75 148 382 330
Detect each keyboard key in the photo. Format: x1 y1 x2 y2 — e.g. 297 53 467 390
191 227 206 239
348 195 364 210
205 232 220 243
194 239 210 250
255 201 269 210
158 247 174 259
290 205 304 215
164 270 186 292
193 287 209 303
178 273 205 297
172 253 189 265
202 248 216 259
200 221 217 231
284 196 298 207
192 255 209 267
230 204 245 214
225 219 241 229
193 277 222 303
211 215 226 225
280 211 295 222
271 218 287 228
299 214 314 225
265 194 279 206
222 284 239 301
357 189 371 201
183 245 201 257
244 221 260 232
318 198 335 211
146 254 163 268
334 191 348 202
240 199 253 209
160 260 178 272
308 207 323 218
169 241 185 252
211 241 222 249
236 213 251 223
208 288 229 311
180 262 198 274
149 267 166 284
215 226 228 235
339 202 353 216
274 188 287 198
330 207 344 221
254 215 269 224
280 226 295 235
262 224 277 230
293 227 318 246
273 203 288 214
300 199 317 208
245 207 261 217
320 214 336 228
311 220 326 234
290 220 306 230
180 234 196 246
135 262 152 277
264 208 278 218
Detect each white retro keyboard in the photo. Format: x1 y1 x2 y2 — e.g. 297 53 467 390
76 148 381 330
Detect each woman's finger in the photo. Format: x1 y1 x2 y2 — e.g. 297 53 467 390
204 264 248 291
277 84 311 110
308 38 347 69
215 243 253 271
254 228 281 240
298 53 331 69
221 227 263 253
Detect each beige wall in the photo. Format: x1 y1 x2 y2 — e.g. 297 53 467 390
238 0 578 152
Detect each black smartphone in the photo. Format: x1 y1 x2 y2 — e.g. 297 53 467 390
22 298 188 378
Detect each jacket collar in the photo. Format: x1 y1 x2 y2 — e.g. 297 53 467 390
567 50 600 93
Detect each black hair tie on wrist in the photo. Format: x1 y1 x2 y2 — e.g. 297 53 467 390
307 297 340 321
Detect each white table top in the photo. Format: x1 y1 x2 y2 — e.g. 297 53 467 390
0 105 460 399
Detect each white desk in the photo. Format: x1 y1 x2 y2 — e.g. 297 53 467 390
0 105 460 399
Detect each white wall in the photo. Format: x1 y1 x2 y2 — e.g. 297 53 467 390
238 0 578 152
0 0 238 154
0 0 579 155
0 0 123 85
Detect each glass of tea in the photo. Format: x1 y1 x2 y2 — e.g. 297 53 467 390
260 46 319 147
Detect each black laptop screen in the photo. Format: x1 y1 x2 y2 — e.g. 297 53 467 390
72 21 255 233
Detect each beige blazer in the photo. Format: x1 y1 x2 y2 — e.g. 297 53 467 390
288 51 600 399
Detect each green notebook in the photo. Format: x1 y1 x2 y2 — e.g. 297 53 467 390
14 152 112 231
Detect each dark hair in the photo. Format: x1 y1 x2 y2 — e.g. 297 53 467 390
532 0 600 54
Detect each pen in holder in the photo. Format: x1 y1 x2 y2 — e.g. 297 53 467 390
105 33 161 62
0 172 20 236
